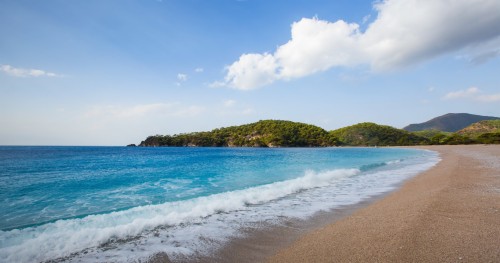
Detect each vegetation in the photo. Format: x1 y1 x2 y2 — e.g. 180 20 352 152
407 120 500 145
330 122 428 146
139 120 338 147
456 120 500 138
411 130 453 145
411 129 452 139
476 132 500 144
138 118 500 147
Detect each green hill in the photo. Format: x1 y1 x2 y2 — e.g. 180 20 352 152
139 120 337 147
403 113 500 132
457 120 500 138
138 118 500 147
411 129 452 139
330 122 428 146
454 120 500 144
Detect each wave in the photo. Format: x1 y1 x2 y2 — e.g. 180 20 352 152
0 168 359 262
359 158 401 171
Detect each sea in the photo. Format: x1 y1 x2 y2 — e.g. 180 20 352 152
0 146 439 262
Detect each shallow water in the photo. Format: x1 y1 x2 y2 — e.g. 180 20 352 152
0 146 439 262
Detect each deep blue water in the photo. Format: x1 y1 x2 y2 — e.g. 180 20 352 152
0 146 439 262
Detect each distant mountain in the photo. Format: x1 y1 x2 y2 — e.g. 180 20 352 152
457 120 500 138
330 122 428 146
403 113 500 132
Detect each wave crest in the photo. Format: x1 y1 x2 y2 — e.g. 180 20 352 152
0 168 359 262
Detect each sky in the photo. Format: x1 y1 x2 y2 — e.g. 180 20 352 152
1 0 499 146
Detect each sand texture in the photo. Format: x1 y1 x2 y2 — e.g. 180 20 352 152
268 145 500 263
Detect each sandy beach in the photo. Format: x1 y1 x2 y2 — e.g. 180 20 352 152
268 145 500 262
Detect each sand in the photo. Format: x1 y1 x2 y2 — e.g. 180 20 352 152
268 145 500 262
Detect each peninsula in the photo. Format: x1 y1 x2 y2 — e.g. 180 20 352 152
137 114 500 147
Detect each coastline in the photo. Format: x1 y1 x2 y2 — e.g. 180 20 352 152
267 145 500 262
166 145 500 263
159 146 437 263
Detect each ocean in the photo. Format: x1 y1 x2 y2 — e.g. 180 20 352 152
0 146 439 262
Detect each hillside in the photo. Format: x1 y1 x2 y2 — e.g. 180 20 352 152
139 120 337 147
457 120 500 138
403 113 500 132
330 122 428 146
137 117 500 147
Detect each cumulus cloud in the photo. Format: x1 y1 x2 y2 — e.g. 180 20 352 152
217 0 500 90
0 64 61 78
195 68 204 73
276 19 362 79
224 53 278 90
443 87 500 102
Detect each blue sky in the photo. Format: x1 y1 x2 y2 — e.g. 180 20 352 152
1 0 499 145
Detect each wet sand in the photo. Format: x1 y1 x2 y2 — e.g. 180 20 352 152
268 145 500 262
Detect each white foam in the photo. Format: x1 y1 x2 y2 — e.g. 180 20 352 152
386 159 402 165
0 150 440 263
81 151 440 263
0 168 359 262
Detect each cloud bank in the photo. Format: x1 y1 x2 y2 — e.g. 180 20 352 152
218 0 500 90
444 87 500 102
0 65 61 78
84 103 205 119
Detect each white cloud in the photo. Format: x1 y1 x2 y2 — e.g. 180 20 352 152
241 108 255 115
362 15 371 24
218 0 500 90
477 94 500 102
223 99 236 107
463 36 500 64
443 87 500 102
195 68 204 73
171 105 205 117
275 19 362 79
224 53 278 90
177 73 188 81
444 87 479 100
208 81 227 88
0 64 62 78
84 103 205 119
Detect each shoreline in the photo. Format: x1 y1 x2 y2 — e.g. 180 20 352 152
165 145 500 263
267 145 500 262
159 146 439 263
180 192 391 263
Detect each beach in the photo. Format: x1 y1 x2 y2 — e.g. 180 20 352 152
1 145 498 262
267 145 500 262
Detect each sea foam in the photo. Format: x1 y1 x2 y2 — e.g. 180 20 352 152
0 168 359 262
0 149 440 263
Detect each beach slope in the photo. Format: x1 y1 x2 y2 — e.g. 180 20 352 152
269 145 500 262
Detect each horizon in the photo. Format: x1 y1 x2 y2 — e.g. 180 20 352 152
0 112 498 146
1 0 500 146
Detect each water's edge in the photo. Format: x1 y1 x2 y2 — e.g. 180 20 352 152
154 149 442 263
181 193 387 263
0 147 439 263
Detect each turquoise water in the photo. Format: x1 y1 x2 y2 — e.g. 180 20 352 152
0 146 439 262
